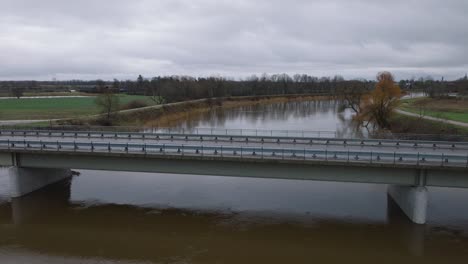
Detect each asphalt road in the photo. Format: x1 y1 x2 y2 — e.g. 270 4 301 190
1 133 467 156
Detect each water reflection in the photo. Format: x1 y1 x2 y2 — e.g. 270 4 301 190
1 177 468 263
2 97 468 263
169 100 368 138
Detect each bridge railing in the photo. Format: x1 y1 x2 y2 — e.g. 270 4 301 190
1 126 468 142
152 128 339 138
1 139 467 169
2 129 468 150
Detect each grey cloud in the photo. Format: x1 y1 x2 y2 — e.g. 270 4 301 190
0 0 467 80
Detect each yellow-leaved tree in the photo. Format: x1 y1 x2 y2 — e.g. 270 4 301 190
361 72 401 128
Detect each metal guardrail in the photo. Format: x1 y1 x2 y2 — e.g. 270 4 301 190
153 128 338 138
1 139 467 168
2 125 468 142
153 128 468 142
2 129 468 151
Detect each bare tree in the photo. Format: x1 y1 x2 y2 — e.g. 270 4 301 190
95 89 120 123
112 79 120 91
96 79 107 93
338 81 368 114
11 87 24 99
149 77 165 104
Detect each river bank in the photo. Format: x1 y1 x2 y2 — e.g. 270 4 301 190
7 94 468 140
389 113 468 139
400 97 468 124
58 94 332 127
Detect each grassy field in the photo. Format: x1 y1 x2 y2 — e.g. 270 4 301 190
390 113 468 136
400 98 468 123
0 95 156 120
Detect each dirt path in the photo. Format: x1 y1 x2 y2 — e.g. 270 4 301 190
396 109 468 128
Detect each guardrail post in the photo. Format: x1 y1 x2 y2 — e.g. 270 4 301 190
393 152 396 165
370 152 373 164
417 153 420 165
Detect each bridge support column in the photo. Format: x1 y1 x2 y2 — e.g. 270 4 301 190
388 185 428 225
9 167 73 198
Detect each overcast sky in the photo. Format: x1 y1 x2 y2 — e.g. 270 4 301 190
1 0 467 81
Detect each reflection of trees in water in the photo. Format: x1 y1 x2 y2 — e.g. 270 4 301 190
177 100 324 124
171 100 368 137
336 112 367 138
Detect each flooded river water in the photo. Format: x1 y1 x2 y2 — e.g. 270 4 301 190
1 99 468 263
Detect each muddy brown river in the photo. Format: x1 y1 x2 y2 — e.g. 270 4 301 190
1 99 468 263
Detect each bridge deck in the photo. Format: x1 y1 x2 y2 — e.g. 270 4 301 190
0 138 467 168
0 129 467 187
1 129 468 155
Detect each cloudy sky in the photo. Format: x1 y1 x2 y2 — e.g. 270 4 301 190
1 0 467 81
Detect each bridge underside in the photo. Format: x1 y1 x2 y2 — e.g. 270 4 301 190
1 151 467 188
2 151 467 225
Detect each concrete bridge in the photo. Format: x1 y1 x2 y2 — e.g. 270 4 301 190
0 128 467 225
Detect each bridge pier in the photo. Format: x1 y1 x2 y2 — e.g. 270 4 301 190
388 185 428 225
9 167 73 198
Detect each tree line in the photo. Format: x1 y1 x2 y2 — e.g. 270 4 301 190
398 75 468 98
1 73 467 101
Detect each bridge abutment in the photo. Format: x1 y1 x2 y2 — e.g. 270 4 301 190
388 185 428 225
9 167 73 198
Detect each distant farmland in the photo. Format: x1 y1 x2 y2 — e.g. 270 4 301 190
0 95 155 120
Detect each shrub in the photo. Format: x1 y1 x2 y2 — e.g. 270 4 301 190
121 100 149 110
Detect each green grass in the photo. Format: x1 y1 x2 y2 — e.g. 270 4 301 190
399 98 468 123
390 113 468 135
0 95 156 120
